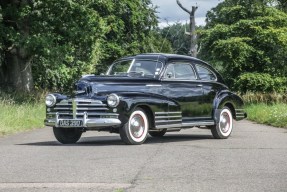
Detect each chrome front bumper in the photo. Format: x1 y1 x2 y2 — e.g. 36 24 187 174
44 113 122 128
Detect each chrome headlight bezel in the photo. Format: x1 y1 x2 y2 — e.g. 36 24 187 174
107 93 120 108
45 94 57 107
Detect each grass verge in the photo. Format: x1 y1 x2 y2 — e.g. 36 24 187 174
245 103 287 128
0 102 45 136
0 91 46 136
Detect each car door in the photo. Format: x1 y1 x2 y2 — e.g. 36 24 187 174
194 63 221 119
161 62 206 122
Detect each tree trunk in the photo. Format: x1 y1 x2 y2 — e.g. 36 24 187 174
2 48 34 92
190 6 197 57
176 0 198 57
0 0 34 92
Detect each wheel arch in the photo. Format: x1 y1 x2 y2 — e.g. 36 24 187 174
223 102 236 120
213 90 244 122
134 104 155 130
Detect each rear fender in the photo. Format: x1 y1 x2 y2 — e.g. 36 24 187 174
213 90 245 123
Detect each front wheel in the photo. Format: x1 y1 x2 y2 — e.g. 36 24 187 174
120 108 149 145
210 107 233 139
53 127 82 144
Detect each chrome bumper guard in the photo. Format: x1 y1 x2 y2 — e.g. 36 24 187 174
44 112 121 128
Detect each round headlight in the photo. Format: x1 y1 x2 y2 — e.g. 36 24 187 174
45 94 57 107
107 94 120 108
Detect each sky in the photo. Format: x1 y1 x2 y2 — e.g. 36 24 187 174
151 0 223 26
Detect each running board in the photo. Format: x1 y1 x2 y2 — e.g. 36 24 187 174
155 121 215 129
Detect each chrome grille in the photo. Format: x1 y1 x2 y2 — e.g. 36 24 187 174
47 99 118 119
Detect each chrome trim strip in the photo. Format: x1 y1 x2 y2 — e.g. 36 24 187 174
155 115 182 119
54 108 72 110
76 108 109 111
155 120 182 123
47 112 118 116
155 112 181 115
55 104 72 106
155 124 182 129
77 112 119 116
146 84 162 87
76 104 106 106
182 121 215 127
72 99 77 119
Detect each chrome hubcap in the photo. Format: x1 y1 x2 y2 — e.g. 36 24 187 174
219 112 230 133
130 114 145 138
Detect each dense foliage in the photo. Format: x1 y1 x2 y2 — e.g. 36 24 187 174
234 73 287 93
0 0 171 92
198 0 287 90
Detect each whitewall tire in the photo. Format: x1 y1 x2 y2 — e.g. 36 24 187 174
211 107 233 139
120 108 149 145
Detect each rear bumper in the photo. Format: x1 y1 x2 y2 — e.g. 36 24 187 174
44 113 122 128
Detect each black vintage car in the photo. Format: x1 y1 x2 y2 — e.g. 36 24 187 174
44 53 247 145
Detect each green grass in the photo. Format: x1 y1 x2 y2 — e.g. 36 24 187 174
0 102 45 136
0 91 46 136
245 103 287 128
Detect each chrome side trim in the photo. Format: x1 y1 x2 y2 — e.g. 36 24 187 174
155 121 215 129
155 120 182 123
156 124 182 129
155 112 182 115
182 121 215 127
155 115 182 119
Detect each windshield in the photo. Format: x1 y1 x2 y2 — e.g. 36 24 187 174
107 59 163 78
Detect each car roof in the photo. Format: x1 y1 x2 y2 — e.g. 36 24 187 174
135 53 203 62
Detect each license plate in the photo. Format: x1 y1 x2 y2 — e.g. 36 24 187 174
58 120 83 127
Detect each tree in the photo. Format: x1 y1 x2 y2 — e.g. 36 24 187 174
0 0 168 92
92 0 166 73
176 0 198 57
198 0 287 87
160 22 190 55
0 0 106 92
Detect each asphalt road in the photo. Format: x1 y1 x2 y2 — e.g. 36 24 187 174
0 120 287 192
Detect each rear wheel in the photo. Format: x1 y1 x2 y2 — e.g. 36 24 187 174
149 129 167 137
120 108 149 145
211 107 233 139
53 127 82 144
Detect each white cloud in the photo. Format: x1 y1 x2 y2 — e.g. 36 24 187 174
152 0 222 26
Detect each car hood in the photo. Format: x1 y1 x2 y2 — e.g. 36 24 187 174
76 75 162 96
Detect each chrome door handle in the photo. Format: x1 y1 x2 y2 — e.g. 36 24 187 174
197 84 203 87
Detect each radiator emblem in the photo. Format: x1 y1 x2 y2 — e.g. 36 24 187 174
72 99 77 119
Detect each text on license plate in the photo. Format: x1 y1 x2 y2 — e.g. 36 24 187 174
59 120 83 127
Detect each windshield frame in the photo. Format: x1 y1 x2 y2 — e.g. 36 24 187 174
106 58 164 78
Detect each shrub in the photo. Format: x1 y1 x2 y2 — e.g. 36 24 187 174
234 73 287 93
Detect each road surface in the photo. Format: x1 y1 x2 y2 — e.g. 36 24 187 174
0 120 286 192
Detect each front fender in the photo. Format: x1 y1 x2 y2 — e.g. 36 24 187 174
115 92 181 126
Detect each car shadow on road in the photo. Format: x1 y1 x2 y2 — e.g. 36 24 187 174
17 134 213 146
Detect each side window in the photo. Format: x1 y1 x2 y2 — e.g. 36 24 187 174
195 65 217 81
164 63 196 80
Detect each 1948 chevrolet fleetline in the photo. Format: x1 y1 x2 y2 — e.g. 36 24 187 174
44 53 247 145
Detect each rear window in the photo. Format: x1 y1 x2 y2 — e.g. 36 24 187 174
195 65 216 81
